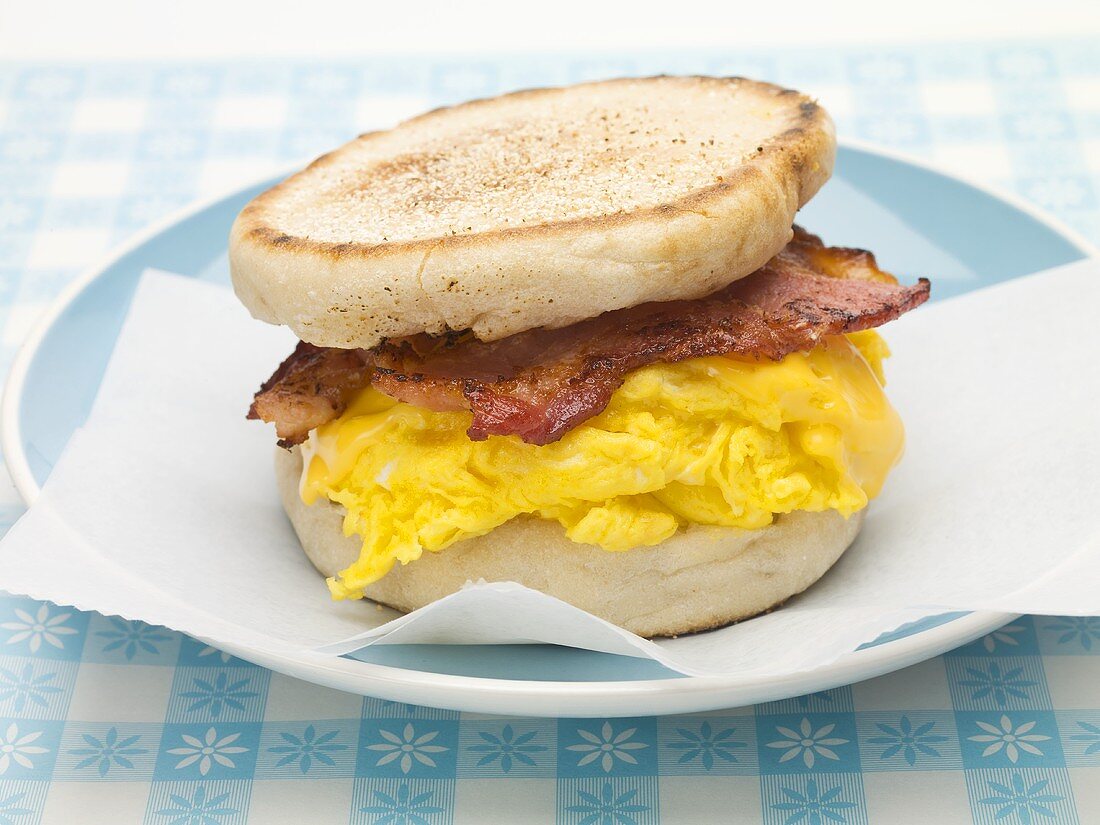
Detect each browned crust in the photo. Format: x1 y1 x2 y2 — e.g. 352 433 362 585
232 76 831 260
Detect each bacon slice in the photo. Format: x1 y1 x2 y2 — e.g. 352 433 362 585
247 342 372 447
250 227 930 446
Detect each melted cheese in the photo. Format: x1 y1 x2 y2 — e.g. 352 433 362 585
301 331 904 599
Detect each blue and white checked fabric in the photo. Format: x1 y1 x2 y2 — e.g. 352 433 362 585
1 41 1099 823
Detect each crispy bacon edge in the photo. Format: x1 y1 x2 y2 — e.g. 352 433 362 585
249 228 930 446
247 342 372 448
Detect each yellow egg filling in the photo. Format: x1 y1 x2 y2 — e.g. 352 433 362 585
300 330 904 599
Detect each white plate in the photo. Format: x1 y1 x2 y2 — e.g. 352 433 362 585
5 140 1094 716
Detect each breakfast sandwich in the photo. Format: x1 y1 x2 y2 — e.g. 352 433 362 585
231 76 929 637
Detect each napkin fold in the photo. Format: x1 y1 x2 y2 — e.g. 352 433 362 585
1 261 1098 678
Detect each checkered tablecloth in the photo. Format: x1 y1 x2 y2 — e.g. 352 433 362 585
1 42 1099 823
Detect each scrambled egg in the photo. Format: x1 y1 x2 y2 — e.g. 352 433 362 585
300 330 904 599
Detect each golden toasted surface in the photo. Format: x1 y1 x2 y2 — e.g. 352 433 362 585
243 77 822 245
230 76 836 348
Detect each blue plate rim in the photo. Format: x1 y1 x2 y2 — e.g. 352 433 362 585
0 138 1091 715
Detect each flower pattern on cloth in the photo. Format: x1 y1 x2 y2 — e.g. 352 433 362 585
1045 617 1100 650
959 663 1039 706
154 786 237 823
179 672 259 719
197 645 234 664
166 728 248 776
667 721 747 769
467 724 547 773
0 793 33 824
978 773 1064 822
867 716 949 765
565 783 649 824
1070 721 1100 755
0 721 48 774
267 725 346 774
967 716 1051 763
981 624 1028 653
1 605 78 654
70 727 148 776
366 724 448 774
0 724 48 774
360 784 445 823
0 664 62 713
766 719 848 769
771 779 858 824
95 619 172 660
566 722 648 772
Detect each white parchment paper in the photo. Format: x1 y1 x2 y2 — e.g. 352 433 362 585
0 262 1098 678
